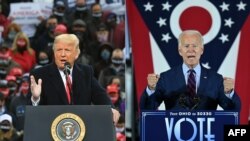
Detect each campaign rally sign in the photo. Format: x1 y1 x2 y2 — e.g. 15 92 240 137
9 3 46 24
140 111 239 141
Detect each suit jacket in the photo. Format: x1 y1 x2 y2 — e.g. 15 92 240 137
140 65 241 111
29 62 112 105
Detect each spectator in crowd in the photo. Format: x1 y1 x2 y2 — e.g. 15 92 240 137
33 51 50 70
8 67 23 87
33 15 58 54
106 83 125 116
67 0 90 25
98 48 125 92
9 32 36 73
2 23 22 48
88 22 111 62
0 4 11 30
105 12 125 49
87 3 105 39
93 42 113 78
71 19 94 65
0 92 8 116
0 113 22 141
10 73 30 133
109 75 125 99
0 80 9 103
54 24 68 36
99 0 125 23
52 1 68 25
5 75 18 102
0 41 21 79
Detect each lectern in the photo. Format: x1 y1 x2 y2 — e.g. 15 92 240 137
23 105 115 141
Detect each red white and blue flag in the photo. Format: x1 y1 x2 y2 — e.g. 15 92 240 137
127 0 250 124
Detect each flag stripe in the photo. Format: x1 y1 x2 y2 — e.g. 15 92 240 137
127 0 154 105
235 15 250 124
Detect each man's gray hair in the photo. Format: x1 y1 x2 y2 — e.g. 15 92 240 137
178 30 204 47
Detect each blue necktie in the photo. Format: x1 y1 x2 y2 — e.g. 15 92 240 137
187 69 196 97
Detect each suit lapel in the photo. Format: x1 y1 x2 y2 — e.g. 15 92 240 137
175 66 187 92
48 63 68 104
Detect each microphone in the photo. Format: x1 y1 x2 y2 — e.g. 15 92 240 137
63 62 73 105
178 93 200 110
190 95 200 110
63 62 71 75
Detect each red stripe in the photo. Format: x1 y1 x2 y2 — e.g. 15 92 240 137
127 0 154 106
235 15 250 124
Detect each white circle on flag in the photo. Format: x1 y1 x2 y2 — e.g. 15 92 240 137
170 0 221 44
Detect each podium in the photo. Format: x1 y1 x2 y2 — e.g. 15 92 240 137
23 105 115 141
140 110 239 141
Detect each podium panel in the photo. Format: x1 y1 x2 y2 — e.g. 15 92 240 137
140 110 239 141
24 105 115 141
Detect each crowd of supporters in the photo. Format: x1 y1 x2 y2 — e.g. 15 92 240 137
0 0 125 140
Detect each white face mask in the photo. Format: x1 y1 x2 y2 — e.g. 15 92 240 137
115 127 125 133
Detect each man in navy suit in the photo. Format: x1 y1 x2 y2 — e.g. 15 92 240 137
29 34 120 124
140 30 241 111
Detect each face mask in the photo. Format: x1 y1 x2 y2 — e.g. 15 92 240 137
8 31 17 40
97 33 108 43
111 58 123 66
16 77 22 85
74 31 84 40
101 49 110 61
9 86 17 92
0 68 7 78
115 127 125 133
17 39 27 48
38 58 49 65
76 5 87 11
0 58 10 67
20 82 29 95
54 11 64 17
92 12 102 18
48 25 56 34
111 96 119 104
0 124 11 133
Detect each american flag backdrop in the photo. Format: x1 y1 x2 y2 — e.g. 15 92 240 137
127 0 250 124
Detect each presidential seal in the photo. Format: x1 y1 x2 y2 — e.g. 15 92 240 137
51 113 86 141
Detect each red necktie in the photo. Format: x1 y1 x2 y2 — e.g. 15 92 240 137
187 69 196 97
65 75 72 104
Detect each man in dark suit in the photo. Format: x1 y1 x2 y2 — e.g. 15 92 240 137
140 30 241 111
29 34 120 124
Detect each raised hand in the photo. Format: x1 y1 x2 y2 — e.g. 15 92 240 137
30 75 42 101
147 73 160 90
223 77 234 93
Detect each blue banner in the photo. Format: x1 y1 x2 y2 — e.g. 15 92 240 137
140 111 239 141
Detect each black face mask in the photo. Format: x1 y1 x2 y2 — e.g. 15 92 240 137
0 68 7 79
47 25 55 34
17 47 27 53
111 58 123 66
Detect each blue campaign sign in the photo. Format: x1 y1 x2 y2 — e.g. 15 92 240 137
140 111 239 141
